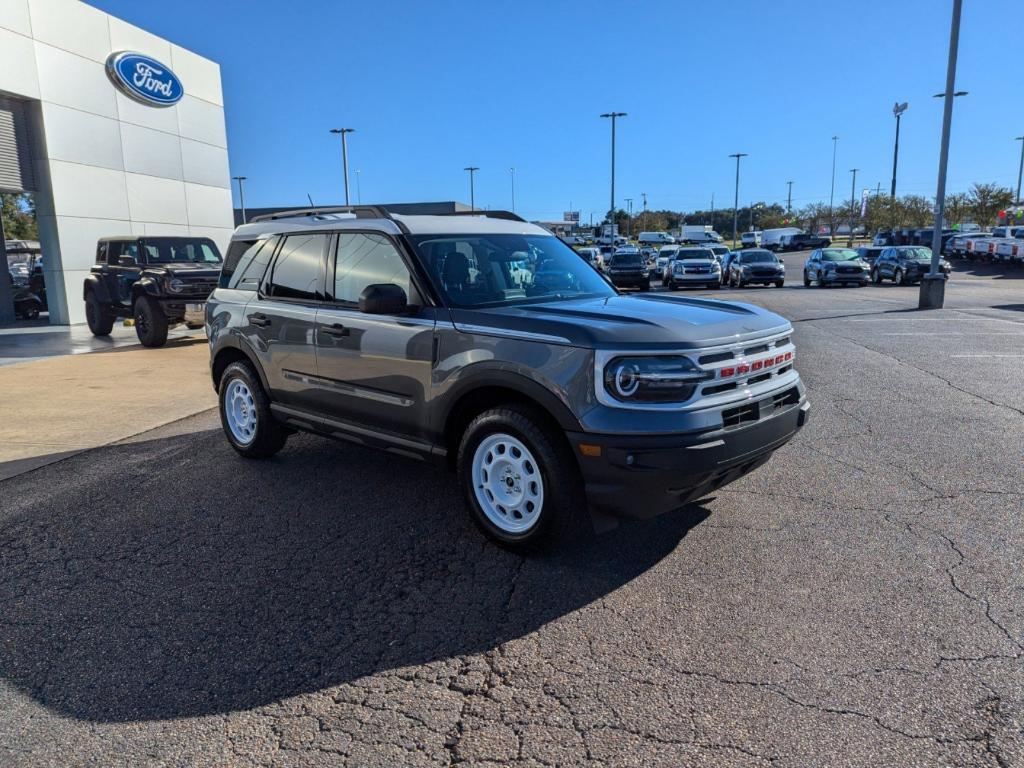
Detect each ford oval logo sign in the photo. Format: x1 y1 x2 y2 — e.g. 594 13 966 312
105 51 184 107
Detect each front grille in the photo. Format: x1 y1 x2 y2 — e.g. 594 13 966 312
723 402 759 428
837 266 860 274
772 387 800 409
752 269 776 277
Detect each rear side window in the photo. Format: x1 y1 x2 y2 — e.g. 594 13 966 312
265 233 326 300
221 237 277 290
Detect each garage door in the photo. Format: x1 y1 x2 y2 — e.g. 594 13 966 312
0 96 36 194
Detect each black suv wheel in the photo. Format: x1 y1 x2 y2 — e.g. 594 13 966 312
457 404 584 549
218 360 289 458
134 296 169 347
85 291 114 336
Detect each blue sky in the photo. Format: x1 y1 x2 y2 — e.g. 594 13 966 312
92 0 1024 221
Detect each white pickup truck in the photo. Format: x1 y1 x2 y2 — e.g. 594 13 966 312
984 226 1024 263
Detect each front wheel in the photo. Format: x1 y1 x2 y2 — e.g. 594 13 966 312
803 271 811 287
895 268 905 286
218 360 289 458
458 405 584 549
775 280 784 288
85 292 114 336
133 296 169 347
871 268 881 284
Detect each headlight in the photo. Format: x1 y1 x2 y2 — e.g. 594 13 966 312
603 356 710 403
166 278 185 293
741 265 752 272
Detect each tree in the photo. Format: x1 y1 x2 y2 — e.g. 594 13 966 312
967 183 1014 227
944 192 970 228
900 195 934 228
1 193 38 240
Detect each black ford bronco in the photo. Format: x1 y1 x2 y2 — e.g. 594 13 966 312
208 207 809 548
84 236 222 347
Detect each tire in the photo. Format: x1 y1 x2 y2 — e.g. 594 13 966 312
21 305 40 320
667 280 676 290
775 280 784 288
218 360 289 459
803 271 811 287
895 268 905 286
871 268 881 284
85 291 114 336
133 296 169 347
737 278 745 289
457 404 584 549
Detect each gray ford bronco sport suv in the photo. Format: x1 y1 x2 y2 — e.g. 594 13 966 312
207 207 808 548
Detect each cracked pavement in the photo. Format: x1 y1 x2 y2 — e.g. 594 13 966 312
0 256 1022 766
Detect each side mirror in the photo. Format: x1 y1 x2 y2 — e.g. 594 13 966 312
117 255 137 267
358 283 408 315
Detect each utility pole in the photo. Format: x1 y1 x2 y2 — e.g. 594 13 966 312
641 192 647 233
625 198 633 238
1015 136 1024 203
329 128 355 206
600 112 627 224
786 181 793 215
921 0 964 310
464 167 479 211
891 102 908 231
848 168 859 246
232 175 247 224
829 135 838 236
509 167 516 212
728 153 747 249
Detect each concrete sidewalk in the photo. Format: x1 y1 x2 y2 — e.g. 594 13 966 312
0 338 216 480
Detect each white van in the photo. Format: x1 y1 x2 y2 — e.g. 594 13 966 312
637 231 675 245
760 227 803 252
677 226 723 244
740 231 762 248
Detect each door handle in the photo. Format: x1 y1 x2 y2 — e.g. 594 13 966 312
249 313 271 328
322 323 349 338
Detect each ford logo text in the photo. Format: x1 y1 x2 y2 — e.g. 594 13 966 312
105 51 184 107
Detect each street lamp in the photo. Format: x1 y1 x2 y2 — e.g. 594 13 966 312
890 102 908 230
848 168 859 245
829 135 838 236
232 175 247 224
464 166 479 211
786 181 793 215
625 198 633 238
329 128 355 206
1014 137 1024 204
600 112 627 224
921 0 964 310
641 192 647 234
509 167 516 212
728 153 747 248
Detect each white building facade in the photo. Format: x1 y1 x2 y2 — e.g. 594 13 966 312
0 0 233 324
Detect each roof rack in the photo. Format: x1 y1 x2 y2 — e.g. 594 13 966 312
432 210 527 223
248 205 396 223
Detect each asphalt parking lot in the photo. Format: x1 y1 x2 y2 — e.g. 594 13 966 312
1 255 1022 767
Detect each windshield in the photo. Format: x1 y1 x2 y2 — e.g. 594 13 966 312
901 247 932 260
740 251 777 264
678 250 714 261
820 249 859 261
142 238 222 264
408 233 616 308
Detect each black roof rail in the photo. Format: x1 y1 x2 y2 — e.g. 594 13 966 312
430 210 527 223
249 205 392 223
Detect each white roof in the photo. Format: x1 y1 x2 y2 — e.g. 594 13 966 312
392 214 549 236
232 212 549 240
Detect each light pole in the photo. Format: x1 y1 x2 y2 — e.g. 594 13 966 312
355 170 362 204
728 153 747 248
600 112 627 225
463 167 479 211
329 128 355 206
625 198 633 238
232 175 247 224
786 181 793 215
921 0 964 309
848 168 859 246
1014 136 1024 203
509 167 516 212
890 102 908 206
829 135 838 236
641 192 647 233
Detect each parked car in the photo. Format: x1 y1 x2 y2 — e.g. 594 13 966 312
654 245 680 275
740 231 762 248
727 249 785 288
84 236 223 347
577 247 602 268
803 248 870 288
663 248 723 290
994 239 1024 265
677 226 723 244
871 246 951 285
963 232 994 261
779 233 831 252
5 271 43 319
639 246 658 263
604 246 650 290
208 206 808 548
943 234 972 258
855 246 884 265
637 231 675 245
761 227 803 252
704 244 730 266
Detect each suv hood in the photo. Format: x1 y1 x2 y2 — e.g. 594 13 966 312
451 294 790 349
144 263 222 278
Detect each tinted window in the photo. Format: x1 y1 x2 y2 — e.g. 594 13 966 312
332 233 411 304
220 239 256 288
740 251 777 264
222 238 277 290
141 238 221 264
265 233 325 300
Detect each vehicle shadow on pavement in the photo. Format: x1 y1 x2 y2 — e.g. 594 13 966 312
0 428 709 723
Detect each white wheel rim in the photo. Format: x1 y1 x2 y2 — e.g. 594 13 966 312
471 433 544 534
225 379 257 445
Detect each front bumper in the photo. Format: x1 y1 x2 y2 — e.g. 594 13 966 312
609 272 649 287
671 272 721 283
823 271 869 284
568 390 809 519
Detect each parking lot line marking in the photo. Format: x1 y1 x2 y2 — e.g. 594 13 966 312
950 354 1024 358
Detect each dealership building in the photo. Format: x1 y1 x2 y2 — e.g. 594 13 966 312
0 0 233 325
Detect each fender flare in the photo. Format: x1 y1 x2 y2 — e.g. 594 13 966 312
209 336 272 394
82 273 111 304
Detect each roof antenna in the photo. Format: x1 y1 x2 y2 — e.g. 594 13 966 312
307 193 315 206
